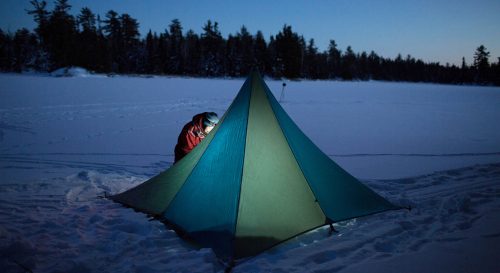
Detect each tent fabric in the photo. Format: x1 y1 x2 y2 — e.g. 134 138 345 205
163 76 252 257
261 75 397 222
234 74 326 258
110 70 399 260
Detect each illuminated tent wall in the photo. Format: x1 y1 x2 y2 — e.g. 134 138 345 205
110 70 399 260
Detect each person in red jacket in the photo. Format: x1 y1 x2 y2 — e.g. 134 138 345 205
174 112 219 163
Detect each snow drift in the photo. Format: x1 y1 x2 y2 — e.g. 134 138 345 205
50 67 99 78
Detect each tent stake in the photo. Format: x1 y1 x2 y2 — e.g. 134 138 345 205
328 223 338 235
279 82 287 102
224 258 235 273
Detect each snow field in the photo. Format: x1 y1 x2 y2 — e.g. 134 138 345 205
0 73 499 272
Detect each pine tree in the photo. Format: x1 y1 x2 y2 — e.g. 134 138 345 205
183 29 200 75
26 0 49 45
393 53 404 81
237 25 254 75
225 34 238 76
201 20 224 76
157 30 169 74
12 28 38 71
316 52 329 79
274 25 303 78
144 30 161 74
327 40 341 78
493 57 500 86
76 7 99 70
77 7 96 33
358 51 369 80
0 28 12 71
253 31 269 75
11 3 498 85
267 35 279 77
120 13 140 73
367 51 381 80
304 38 319 78
103 10 122 72
47 0 77 68
473 45 490 84
340 46 356 80
93 14 108 72
167 19 184 74
459 57 471 83
26 0 51 69
226 26 254 76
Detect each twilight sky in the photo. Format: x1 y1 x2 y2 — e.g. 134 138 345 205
1 0 499 66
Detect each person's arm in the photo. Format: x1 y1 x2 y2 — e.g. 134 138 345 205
180 129 199 155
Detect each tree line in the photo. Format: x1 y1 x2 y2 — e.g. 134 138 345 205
0 0 499 86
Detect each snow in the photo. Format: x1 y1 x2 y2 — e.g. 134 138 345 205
0 73 499 272
50 67 102 78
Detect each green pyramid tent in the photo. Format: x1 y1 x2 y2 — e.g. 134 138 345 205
110 70 399 261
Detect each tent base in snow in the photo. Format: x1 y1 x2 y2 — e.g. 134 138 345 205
110 70 401 261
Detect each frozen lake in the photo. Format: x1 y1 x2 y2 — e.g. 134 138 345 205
1 73 499 181
1 73 499 273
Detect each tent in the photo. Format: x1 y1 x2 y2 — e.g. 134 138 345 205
110 70 400 262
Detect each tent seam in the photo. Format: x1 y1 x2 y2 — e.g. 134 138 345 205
162 108 234 215
230 72 254 260
262 81 330 223
162 133 217 215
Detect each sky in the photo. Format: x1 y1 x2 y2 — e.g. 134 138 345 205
0 0 499 66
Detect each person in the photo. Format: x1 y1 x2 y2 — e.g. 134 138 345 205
174 112 219 163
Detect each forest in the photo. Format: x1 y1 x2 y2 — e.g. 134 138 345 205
0 0 499 86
